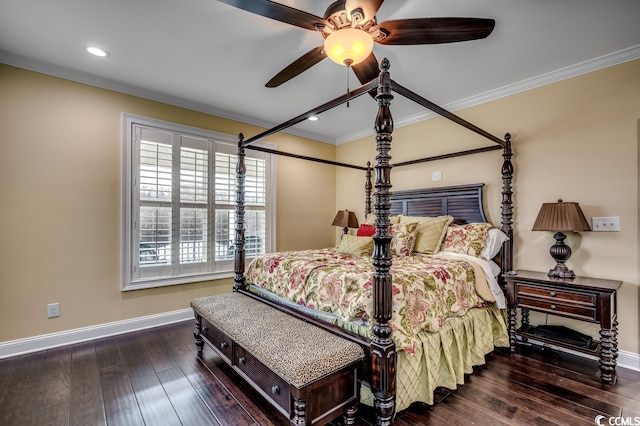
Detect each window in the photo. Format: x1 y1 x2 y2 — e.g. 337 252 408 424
122 114 274 290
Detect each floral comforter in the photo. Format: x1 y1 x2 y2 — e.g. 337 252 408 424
246 248 488 353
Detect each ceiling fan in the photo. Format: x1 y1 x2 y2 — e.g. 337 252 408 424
217 0 495 88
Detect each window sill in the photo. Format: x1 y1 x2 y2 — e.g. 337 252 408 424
122 270 235 291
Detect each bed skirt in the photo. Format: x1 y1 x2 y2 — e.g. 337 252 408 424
361 304 509 412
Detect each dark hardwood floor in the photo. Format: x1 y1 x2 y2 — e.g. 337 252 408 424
1 320 638 425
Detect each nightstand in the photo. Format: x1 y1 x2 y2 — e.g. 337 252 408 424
504 270 622 384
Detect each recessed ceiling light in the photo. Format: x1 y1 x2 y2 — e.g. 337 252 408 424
86 46 110 57
308 116 319 121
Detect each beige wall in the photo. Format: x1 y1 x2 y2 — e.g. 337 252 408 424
337 59 640 355
0 64 337 342
1 60 638 358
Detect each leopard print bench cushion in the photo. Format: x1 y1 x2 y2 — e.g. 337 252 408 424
191 293 364 388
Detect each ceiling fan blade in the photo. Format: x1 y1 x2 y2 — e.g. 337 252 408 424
266 46 327 87
352 52 379 86
217 0 327 31
373 17 495 45
351 52 379 98
345 0 384 24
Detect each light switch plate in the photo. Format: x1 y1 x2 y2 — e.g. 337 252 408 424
592 216 620 232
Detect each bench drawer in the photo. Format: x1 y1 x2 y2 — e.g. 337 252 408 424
235 344 291 414
200 318 233 363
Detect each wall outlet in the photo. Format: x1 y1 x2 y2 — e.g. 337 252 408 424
47 303 60 318
592 216 620 232
432 171 442 181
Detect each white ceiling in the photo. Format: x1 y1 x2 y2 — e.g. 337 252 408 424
1 0 639 144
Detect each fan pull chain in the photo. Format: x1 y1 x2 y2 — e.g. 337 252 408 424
347 64 351 108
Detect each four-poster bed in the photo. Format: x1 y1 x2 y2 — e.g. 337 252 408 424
193 58 514 425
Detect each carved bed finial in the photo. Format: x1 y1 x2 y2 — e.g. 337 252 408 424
380 57 390 72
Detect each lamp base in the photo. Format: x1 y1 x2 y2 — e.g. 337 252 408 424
547 231 575 279
547 263 576 279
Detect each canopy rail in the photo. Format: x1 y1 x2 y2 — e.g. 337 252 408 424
390 80 506 147
242 79 379 146
240 72 507 150
246 145 367 170
392 145 501 168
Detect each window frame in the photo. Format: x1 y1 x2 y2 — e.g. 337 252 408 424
122 113 275 291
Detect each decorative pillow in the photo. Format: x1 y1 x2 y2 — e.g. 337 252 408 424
356 224 376 237
441 222 491 257
481 228 509 260
390 222 418 257
337 235 374 256
399 215 454 254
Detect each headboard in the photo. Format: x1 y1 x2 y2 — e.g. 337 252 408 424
389 183 487 224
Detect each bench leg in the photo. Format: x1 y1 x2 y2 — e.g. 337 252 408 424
193 313 204 355
343 402 358 426
291 398 307 425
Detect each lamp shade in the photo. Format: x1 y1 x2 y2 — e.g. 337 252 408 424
332 210 359 229
324 28 374 66
532 200 591 232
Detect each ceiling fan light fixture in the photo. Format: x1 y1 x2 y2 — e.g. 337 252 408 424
324 28 373 66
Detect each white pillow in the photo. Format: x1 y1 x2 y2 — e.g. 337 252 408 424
488 259 501 277
481 228 509 260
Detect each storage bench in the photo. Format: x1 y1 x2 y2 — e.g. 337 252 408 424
191 293 365 426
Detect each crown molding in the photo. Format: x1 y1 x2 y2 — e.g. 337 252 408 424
335 45 640 144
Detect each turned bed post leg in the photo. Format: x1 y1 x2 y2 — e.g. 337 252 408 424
234 134 247 292
371 57 396 426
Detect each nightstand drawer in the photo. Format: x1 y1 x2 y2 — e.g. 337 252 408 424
516 283 596 307
517 296 597 322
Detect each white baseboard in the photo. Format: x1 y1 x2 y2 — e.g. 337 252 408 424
617 350 640 372
2 311 639 373
0 308 193 359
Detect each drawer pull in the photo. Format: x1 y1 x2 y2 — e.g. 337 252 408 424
220 341 228 350
238 357 246 365
549 292 556 297
271 385 280 396
550 304 556 310
202 326 209 332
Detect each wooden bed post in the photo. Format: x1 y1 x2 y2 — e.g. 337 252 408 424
500 133 514 278
371 58 396 426
234 134 247 292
